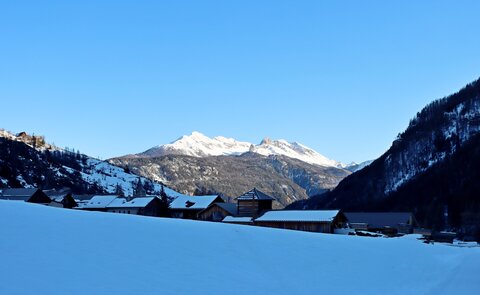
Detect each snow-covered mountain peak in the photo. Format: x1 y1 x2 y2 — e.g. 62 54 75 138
183 131 209 141
142 132 251 158
139 132 346 168
252 137 344 168
260 137 273 145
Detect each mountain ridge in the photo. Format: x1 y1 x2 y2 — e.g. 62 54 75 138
137 131 352 169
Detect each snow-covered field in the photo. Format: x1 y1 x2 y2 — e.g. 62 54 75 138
1 201 479 295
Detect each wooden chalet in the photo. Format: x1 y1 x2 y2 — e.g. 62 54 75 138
198 202 237 222
254 210 347 233
344 212 418 235
170 195 224 219
236 188 275 218
107 196 165 217
79 195 120 211
0 188 51 204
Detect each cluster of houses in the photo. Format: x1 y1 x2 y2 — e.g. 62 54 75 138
0 187 422 237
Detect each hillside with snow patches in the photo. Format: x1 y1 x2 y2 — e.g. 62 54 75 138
139 131 349 168
74 158 184 197
0 129 185 197
1 200 479 295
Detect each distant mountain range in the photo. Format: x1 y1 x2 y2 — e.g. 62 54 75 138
110 133 362 206
135 131 351 168
0 128 362 207
288 78 480 238
0 130 185 198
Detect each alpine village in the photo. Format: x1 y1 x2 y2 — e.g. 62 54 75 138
2 78 480 244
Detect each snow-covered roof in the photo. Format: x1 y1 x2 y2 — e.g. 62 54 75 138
72 194 96 201
255 210 340 222
222 216 253 223
170 195 221 210
105 197 127 208
236 188 275 201
83 195 119 209
117 197 157 208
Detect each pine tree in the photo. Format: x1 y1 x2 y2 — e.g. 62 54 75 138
133 178 146 196
115 183 125 197
158 184 170 217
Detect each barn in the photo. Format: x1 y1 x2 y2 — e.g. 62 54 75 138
108 196 165 217
170 195 224 219
79 195 120 211
254 210 347 233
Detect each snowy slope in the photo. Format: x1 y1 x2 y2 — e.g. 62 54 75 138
78 158 185 197
140 131 345 168
1 201 479 295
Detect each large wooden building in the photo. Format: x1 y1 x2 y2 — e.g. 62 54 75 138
78 195 167 217
107 196 165 217
236 188 275 217
0 188 51 204
254 210 347 233
170 195 224 219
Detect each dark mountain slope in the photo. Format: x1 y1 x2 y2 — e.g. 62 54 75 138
384 133 480 234
288 78 480 237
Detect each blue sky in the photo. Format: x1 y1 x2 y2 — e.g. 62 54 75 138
1 1 479 163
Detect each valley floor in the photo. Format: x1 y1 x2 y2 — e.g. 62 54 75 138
0 201 479 295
